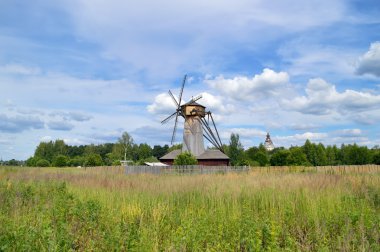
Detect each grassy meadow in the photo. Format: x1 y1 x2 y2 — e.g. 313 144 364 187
0 165 379 251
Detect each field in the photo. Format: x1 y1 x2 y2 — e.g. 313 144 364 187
0 166 379 251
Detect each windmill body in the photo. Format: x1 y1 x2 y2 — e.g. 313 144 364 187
181 102 205 156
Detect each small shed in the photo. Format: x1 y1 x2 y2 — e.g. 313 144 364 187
160 149 229 166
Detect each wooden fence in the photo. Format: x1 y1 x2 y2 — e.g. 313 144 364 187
125 165 250 175
125 164 380 175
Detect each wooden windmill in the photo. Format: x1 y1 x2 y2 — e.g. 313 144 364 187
160 75 228 165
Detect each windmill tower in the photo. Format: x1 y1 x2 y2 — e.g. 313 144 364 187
264 132 275 151
160 75 228 165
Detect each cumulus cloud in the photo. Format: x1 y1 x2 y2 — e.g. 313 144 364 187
147 93 177 115
206 68 289 100
282 78 380 116
147 91 233 116
356 42 380 77
0 114 44 133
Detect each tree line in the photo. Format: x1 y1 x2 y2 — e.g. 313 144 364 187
25 132 180 167
3 132 379 167
227 134 380 166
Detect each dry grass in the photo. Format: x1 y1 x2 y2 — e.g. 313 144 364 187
1 165 379 251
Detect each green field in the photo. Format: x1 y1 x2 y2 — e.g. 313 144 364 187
0 166 379 251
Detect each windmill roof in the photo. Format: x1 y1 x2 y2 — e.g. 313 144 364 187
182 101 205 107
160 149 229 160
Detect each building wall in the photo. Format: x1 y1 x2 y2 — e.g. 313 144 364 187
198 159 229 166
160 159 174 166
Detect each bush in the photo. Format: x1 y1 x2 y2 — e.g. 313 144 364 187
84 154 103 167
26 157 37 167
373 152 380 165
173 152 198 165
69 156 85 167
52 155 69 167
36 159 50 167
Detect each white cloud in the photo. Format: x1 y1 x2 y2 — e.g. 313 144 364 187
49 111 92 122
356 41 380 77
40 136 52 142
206 68 289 100
147 93 177 115
289 123 320 131
0 114 44 133
282 78 380 117
57 0 347 78
334 128 362 137
47 121 74 131
277 39 361 78
147 91 233 117
0 63 41 75
221 128 267 139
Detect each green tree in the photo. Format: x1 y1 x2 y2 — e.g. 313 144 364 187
270 150 290 166
84 154 103 167
69 156 85 167
168 144 182 153
228 133 244 166
26 157 37 167
326 145 338 165
34 141 55 162
152 145 169 158
287 147 309 166
52 155 69 167
253 151 269 166
138 143 153 161
303 140 318 166
173 152 198 165
373 151 380 165
53 140 68 156
315 143 327 166
119 132 134 161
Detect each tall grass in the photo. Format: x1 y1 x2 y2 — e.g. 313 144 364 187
0 166 379 251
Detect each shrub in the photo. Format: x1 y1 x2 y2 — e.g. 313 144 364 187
52 155 69 167
69 156 85 167
173 152 198 165
36 159 50 167
84 154 103 167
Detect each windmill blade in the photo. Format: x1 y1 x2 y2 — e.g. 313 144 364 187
209 112 223 148
168 90 179 107
178 74 187 106
189 94 202 103
161 111 177 124
171 112 179 144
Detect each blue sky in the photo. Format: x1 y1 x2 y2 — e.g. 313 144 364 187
1 0 380 160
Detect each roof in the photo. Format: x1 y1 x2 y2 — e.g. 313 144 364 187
160 149 229 160
144 162 168 167
197 150 229 160
182 101 205 107
160 149 181 160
